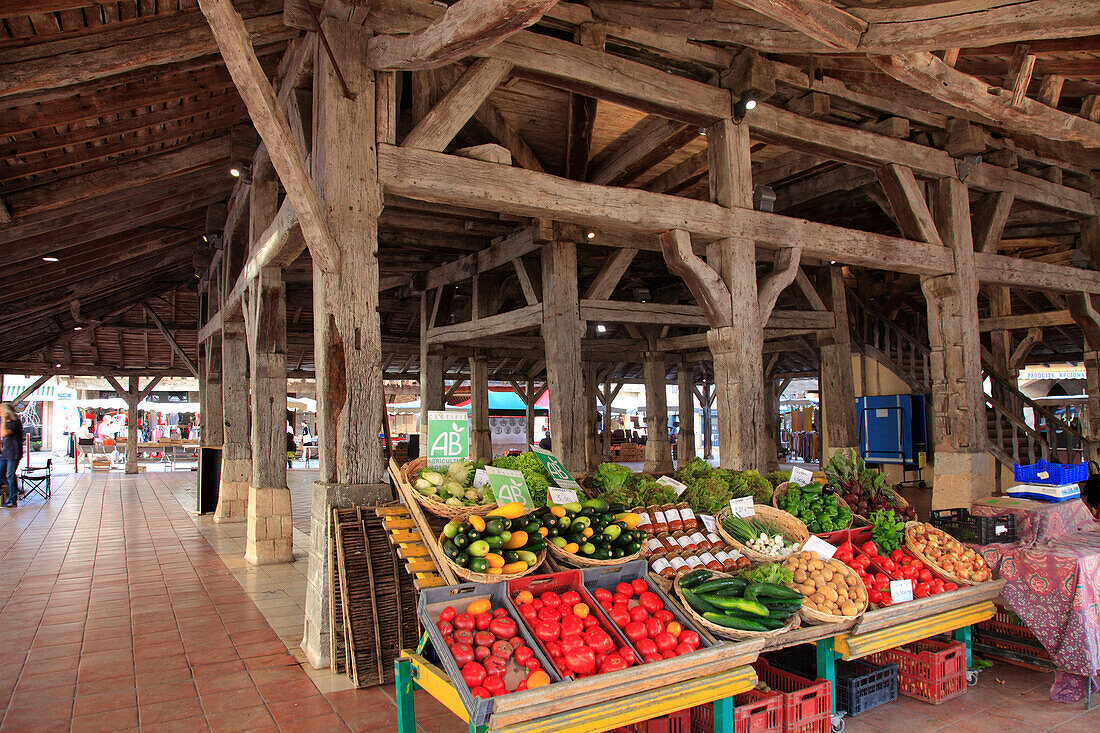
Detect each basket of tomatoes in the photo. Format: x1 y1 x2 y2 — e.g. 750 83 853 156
833 527 960 607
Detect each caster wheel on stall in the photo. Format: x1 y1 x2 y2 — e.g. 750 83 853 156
831 714 846 733
966 670 980 686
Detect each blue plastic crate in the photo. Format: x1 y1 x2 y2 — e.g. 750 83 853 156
1012 459 1087 485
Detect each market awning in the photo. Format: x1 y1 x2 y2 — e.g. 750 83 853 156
450 389 549 417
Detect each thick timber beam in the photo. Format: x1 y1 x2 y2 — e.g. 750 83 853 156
542 241 587 476
302 19 388 672
715 0 866 51
197 0 340 273
818 265 856 458
643 348 674 474
216 319 251 523
401 58 513 151
677 359 696 467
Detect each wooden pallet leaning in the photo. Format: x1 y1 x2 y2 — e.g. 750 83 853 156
329 507 345 675
376 504 448 590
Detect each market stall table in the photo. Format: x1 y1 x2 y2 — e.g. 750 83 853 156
981 531 1100 704
971 496 1100 545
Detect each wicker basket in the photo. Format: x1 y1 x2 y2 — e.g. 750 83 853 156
903 522 987 587
399 458 497 520
784 556 868 625
436 531 546 583
771 484 854 531
671 569 800 640
715 506 809 563
545 539 642 568
851 488 912 524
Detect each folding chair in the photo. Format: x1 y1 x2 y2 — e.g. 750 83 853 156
19 458 51 500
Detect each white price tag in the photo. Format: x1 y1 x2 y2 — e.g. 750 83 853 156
789 466 814 486
800 535 837 560
472 468 489 488
890 579 914 603
1037 471 1050 480
700 514 716 532
657 475 688 496
548 486 580 505
728 496 755 518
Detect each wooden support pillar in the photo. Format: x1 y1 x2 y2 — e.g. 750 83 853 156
216 318 250 522
303 20 389 671
701 381 714 460
419 291 444 444
470 352 492 461
525 378 536 448
105 375 163 475
819 265 857 458
764 375 780 472
924 178 991 508
585 363 601 474
677 359 696 467
541 241 586 475
202 330 224 447
602 376 614 462
1070 217 1100 463
643 350 674 474
244 266 292 565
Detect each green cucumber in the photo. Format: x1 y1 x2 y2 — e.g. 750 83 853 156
749 582 803 601
516 550 539 565
695 577 748 594
679 569 714 590
679 588 722 615
698 595 770 617
702 612 768 632
468 557 489 574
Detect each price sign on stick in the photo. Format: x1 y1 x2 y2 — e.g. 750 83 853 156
548 486 580 505
789 466 814 486
657 475 688 496
728 496 755 518
890 579 914 603
485 467 535 511
531 445 581 489
801 535 837 560
426 411 469 468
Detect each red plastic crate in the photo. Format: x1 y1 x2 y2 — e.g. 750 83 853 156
865 639 967 705
753 659 832 733
691 689 783 733
611 708 691 733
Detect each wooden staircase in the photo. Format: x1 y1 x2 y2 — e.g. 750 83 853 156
847 297 1091 472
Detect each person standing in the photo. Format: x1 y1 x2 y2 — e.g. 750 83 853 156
0 404 24 507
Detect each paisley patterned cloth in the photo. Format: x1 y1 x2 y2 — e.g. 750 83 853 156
971 496 1100 545
980 531 1100 703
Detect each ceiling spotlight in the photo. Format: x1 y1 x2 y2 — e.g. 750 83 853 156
596 324 607 334
830 260 837 265
633 287 651 303
586 231 596 239
229 166 240 178
74 326 82 331
42 253 60 262
733 91 757 123
54 363 61 368
228 161 252 184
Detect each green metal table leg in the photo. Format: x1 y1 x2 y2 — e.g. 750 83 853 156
396 658 417 733
815 637 839 710
713 695 734 733
954 625 972 668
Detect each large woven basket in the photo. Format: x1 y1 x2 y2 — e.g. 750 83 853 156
671 569 800 640
715 505 809 563
851 487 912 524
546 540 642 568
782 555 868 625
399 458 497 520
436 531 546 583
903 521 988 586
771 484 854 531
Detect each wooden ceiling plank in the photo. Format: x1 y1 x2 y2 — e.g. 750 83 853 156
402 58 514 151
588 114 699 186
714 0 866 51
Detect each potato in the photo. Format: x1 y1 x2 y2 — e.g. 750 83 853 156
793 568 808 583
840 601 858 617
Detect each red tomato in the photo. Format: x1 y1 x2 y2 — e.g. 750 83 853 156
674 643 694 656
613 593 632 607
489 617 518 640
492 607 509 619
868 590 883 605
453 629 474 646
630 578 649 596
615 582 634 598
474 631 496 648
637 592 663 614
474 646 491 662
635 638 657 656
861 541 879 557
564 646 596 675
524 657 541 671
436 620 453 636
930 581 945 595
943 582 958 591
878 558 896 573
878 596 894 607
514 646 534 666
519 604 538 622
601 653 629 673
584 629 615 655
918 569 933 582
534 620 560 642
561 590 582 607
475 612 493 631
561 615 585 639
470 686 491 699
440 606 456 623
483 656 507 676
653 632 677 654
653 610 674 625
530 599 544 612
662 650 678 660
451 643 475 667
890 549 905 562
453 613 475 632
619 646 637 666
914 582 931 598
623 621 647 642
910 560 924 571
537 606 561 623
678 630 701 649
461 661 486 688
628 605 649 623
483 675 507 696
540 592 561 607
544 640 562 658
598 597 614 611
583 615 600 629
593 588 613 603
608 608 630 629
560 634 585 653
644 617 664 638
855 555 871 569
643 653 663 664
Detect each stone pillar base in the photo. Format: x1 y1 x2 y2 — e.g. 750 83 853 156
214 458 251 523
301 481 392 670
245 486 293 565
931 451 992 511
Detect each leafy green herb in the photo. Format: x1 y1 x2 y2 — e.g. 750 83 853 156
737 562 794 586
869 508 905 552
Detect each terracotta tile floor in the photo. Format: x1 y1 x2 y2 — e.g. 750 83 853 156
2 470 1094 732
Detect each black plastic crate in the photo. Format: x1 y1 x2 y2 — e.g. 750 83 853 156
930 508 1017 545
763 645 816 679
835 660 897 716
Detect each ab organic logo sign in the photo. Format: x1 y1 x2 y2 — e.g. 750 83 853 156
426 411 469 467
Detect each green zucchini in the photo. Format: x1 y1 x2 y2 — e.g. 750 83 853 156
756 616 787 630
698 595 770 617
702 612 768 632
678 569 713 589
679 588 722 615
748 582 803 601
694 577 748 594
767 607 798 621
